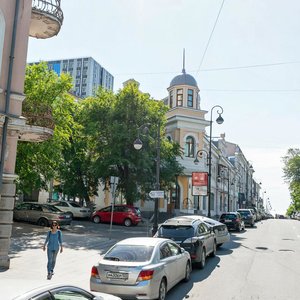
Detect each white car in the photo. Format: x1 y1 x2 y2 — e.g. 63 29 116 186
90 237 191 300
3 282 121 300
51 200 91 218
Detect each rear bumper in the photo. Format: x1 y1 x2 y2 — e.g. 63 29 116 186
90 276 159 300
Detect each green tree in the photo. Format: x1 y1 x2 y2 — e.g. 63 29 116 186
282 148 300 214
79 82 183 203
16 63 73 195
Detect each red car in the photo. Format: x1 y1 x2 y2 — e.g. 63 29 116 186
91 205 142 227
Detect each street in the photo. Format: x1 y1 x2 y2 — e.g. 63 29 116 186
1 218 300 300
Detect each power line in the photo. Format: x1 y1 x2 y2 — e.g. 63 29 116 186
114 61 300 76
202 88 300 92
196 0 226 75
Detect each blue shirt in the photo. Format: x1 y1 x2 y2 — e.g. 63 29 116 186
44 230 62 251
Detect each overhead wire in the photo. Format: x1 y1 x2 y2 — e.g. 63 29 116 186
196 0 226 75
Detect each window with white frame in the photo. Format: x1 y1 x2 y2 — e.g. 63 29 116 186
184 136 195 157
176 89 183 106
187 89 193 107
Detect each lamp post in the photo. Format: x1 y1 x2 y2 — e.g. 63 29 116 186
207 105 224 218
133 122 160 235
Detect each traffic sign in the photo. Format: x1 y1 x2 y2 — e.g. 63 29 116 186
149 190 164 198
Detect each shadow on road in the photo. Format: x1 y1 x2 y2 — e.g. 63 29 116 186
166 255 221 299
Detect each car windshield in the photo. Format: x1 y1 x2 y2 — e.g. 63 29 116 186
69 202 82 208
157 225 194 239
104 245 154 262
43 205 62 212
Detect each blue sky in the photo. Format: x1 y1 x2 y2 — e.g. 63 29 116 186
26 0 300 215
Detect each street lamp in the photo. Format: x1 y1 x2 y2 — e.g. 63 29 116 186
207 105 224 218
133 122 160 235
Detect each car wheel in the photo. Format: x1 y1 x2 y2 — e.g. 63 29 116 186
67 212 74 219
210 241 217 257
157 278 167 300
124 218 132 227
183 261 191 282
92 215 101 224
37 218 48 227
196 247 206 269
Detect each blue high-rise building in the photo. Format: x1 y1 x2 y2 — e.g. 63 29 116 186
33 57 114 98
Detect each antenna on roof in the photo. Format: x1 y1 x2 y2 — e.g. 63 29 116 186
182 48 186 74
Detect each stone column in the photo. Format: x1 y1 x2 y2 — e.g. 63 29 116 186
0 176 16 269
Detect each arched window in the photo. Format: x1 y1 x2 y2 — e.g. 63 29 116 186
0 10 5 79
184 136 195 157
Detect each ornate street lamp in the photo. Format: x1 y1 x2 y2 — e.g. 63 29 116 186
133 122 160 235
207 105 224 217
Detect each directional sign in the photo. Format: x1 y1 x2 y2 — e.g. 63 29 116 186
149 190 164 198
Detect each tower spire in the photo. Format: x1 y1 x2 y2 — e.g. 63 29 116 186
182 48 186 74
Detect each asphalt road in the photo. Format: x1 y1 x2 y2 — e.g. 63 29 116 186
2 218 300 300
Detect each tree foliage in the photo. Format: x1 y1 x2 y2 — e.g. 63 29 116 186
78 82 184 203
16 69 183 205
282 148 300 214
16 63 73 194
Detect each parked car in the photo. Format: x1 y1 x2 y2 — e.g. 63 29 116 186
219 212 245 232
183 215 230 247
13 202 72 227
3 282 121 300
90 237 191 300
154 215 216 268
50 200 91 218
91 204 142 227
237 209 255 227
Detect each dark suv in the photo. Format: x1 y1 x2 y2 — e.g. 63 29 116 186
154 216 216 269
219 212 245 232
237 209 255 227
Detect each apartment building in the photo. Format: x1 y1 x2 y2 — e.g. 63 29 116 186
33 57 114 97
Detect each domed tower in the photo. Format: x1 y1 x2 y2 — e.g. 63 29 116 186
164 52 209 215
166 68 200 110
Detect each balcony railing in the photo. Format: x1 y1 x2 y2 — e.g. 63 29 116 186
30 0 64 39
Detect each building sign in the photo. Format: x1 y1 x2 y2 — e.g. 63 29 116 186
192 172 208 196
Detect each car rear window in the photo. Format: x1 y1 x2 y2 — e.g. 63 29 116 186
238 211 250 216
104 245 154 262
157 225 194 239
221 214 237 220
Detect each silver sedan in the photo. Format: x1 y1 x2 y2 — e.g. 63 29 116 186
90 237 191 300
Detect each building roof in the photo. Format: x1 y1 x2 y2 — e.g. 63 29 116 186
169 69 198 87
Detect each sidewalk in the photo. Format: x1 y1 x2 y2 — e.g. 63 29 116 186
0 224 117 295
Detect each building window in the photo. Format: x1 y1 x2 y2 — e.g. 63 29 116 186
188 89 193 107
169 90 173 108
184 136 195 157
176 89 183 106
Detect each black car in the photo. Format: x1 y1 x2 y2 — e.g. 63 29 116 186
154 216 216 269
219 212 245 232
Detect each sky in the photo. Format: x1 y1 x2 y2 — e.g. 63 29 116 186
26 0 300 215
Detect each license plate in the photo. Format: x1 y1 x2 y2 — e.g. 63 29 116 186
106 271 128 280
224 220 231 223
